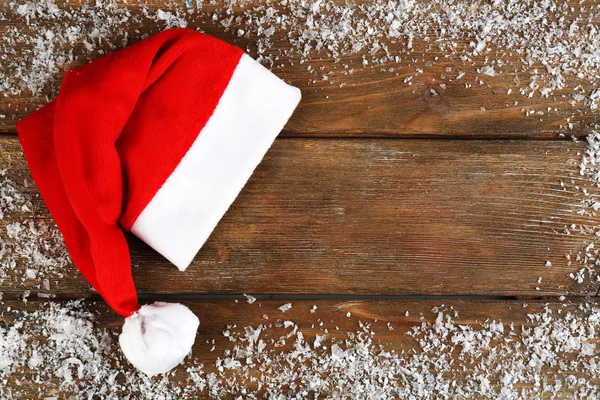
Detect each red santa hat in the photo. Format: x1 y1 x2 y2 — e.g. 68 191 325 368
16 28 301 375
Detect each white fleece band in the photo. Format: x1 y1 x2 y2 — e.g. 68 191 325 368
131 53 301 270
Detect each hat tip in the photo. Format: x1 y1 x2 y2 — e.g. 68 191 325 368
119 302 199 376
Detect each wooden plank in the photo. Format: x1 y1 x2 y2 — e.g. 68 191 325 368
0 136 597 297
0 0 597 137
3 299 600 398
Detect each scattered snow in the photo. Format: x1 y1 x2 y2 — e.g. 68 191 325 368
2 300 600 398
562 130 600 285
0 300 206 399
480 65 495 77
242 293 256 304
2 0 600 114
0 169 70 291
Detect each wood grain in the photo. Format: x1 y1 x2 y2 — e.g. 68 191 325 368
3 299 599 398
0 0 597 137
2 0 599 396
0 136 597 297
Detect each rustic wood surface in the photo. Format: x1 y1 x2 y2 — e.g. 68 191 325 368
2 0 600 397
0 0 597 137
0 136 596 297
3 299 599 398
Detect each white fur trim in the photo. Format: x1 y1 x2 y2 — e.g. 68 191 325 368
131 54 301 270
119 302 199 376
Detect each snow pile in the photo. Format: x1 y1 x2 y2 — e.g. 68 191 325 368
1 300 600 398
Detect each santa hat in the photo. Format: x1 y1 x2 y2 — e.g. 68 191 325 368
16 28 301 375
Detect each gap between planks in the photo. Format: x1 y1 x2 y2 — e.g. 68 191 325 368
0 131 590 141
2 292 596 303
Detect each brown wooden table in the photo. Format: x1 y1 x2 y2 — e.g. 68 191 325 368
1 1 600 398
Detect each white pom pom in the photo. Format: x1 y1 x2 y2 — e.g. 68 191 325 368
119 302 199 376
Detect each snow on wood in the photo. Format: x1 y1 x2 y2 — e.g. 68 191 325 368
1 0 600 109
1 300 600 398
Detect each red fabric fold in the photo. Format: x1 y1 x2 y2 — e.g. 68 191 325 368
17 28 243 317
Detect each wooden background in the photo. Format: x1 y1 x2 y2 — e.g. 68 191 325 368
1 0 600 398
